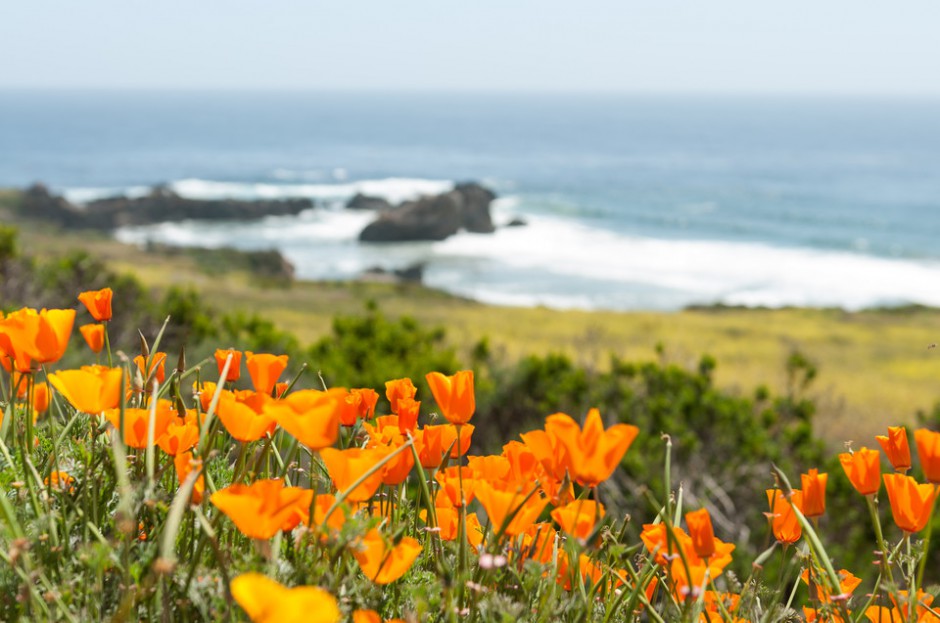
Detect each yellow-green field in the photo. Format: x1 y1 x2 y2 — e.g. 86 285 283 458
8 200 940 447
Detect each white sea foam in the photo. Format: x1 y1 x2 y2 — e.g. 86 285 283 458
115 208 375 248
430 214 940 310
108 182 940 311
64 185 152 205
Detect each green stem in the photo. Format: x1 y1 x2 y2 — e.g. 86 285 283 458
865 495 895 585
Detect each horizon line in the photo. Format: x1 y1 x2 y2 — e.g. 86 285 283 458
3 85 940 100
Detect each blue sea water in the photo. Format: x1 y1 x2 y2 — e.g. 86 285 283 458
3 90 940 310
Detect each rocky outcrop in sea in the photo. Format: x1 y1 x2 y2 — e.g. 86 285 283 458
19 184 313 230
358 182 497 243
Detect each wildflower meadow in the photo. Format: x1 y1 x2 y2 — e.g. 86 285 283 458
2 288 940 622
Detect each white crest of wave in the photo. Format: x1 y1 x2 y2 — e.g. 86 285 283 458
434 216 940 310
115 208 376 248
63 186 151 205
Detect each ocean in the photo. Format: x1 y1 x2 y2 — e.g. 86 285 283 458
3 90 940 310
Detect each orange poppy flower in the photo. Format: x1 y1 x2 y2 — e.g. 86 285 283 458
502 441 541 487
685 508 716 558
363 420 414 485
32 382 50 414
864 590 936 623
883 473 938 533
838 447 881 495
79 323 105 354
0 307 75 372
77 288 113 322
414 424 472 468
104 400 176 449
395 398 420 432
877 426 912 472
703 593 740 619
352 611 406 623
210 479 313 540
194 380 218 413
378 438 415 486
640 523 735 596
230 573 341 623
519 430 570 483
174 451 204 504
467 455 512 482
264 389 343 450
245 352 289 395
134 352 167 385
307 493 349 536
420 506 484 546
216 390 277 442
412 427 444 468
353 611 381 623
551 499 604 540
519 523 558 564
435 466 477 507
385 377 417 414
914 429 940 484
766 489 803 544
640 523 688 566
544 409 639 487
48 365 123 414
45 470 75 493
320 447 391 503
425 370 475 425
801 468 828 518
214 349 242 382
158 420 200 456
347 388 379 423
363 415 402 437
10 370 30 399
352 528 422 584
801 568 862 603
448 424 473 458
556 552 605 591
474 481 548 537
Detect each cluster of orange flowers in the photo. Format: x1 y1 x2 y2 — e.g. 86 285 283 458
8 287 940 623
762 426 940 546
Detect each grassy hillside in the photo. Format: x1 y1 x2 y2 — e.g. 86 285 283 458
4 188 940 445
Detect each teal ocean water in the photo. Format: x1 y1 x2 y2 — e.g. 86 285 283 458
3 90 940 310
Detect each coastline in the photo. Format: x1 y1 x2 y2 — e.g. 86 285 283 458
4 188 940 448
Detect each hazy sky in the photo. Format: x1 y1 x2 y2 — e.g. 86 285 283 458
3 1 940 94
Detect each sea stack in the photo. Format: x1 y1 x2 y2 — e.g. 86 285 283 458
358 182 496 242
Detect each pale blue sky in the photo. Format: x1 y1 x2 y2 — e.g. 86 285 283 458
3 1 939 94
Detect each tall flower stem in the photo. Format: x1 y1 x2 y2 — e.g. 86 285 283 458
865 495 895 585
103 322 113 368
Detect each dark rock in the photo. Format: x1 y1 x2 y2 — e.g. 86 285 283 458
454 182 496 234
360 193 463 242
359 182 496 243
86 187 314 228
506 217 528 227
362 266 389 276
16 184 314 230
360 263 424 284
20 184 88 227
346 193 393 211
394 263 424 283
